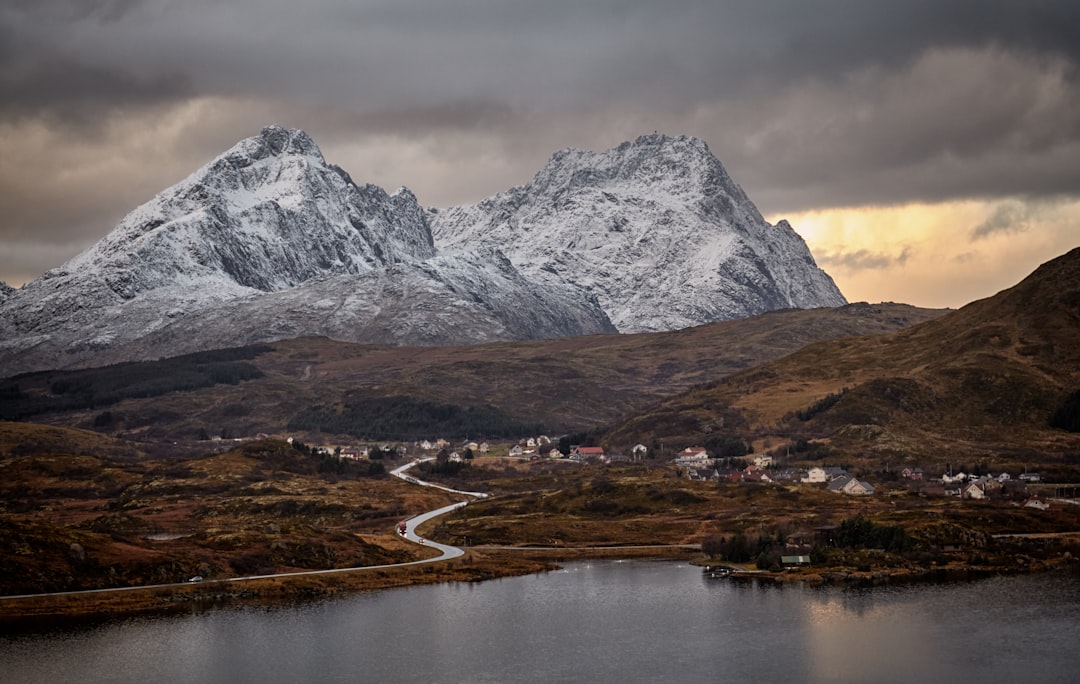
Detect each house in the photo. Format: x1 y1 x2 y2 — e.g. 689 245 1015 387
340 449 363 460
1024 496 1050 510
678 446 709 460
674 447 711 467
449 452 462 462
996 472 1012 482
478 442 490 454
526 437 537 447
574 446 606 461
608 453 632 464
464 441 479 451
827 475 875 495
901 467 925 480
753 454 774 467
537 435 552 445
803 466 848 484
1018 472 1041 482
631 444 648 460
419 440 434 451
509 445 525 456
742 465 772 483
961 482 986 499
688 467 719 482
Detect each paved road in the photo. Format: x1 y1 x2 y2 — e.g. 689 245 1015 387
389 458 490 560
1 460 484 601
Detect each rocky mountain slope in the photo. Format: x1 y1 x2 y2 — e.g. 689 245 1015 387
0 127 844 375
0 127 612 374
72 246 615 366
431 134 846 332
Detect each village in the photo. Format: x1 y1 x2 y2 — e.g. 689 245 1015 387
289 433 1064 511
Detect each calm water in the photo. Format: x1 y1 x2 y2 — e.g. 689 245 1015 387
3 561 1079 683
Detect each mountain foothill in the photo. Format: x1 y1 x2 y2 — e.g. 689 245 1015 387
1 125 1078 466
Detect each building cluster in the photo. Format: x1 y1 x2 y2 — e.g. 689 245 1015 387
672 445 1053 506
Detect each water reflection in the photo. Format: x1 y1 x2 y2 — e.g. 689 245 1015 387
3 562 1079 683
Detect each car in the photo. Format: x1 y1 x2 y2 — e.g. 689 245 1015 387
188 576 203 583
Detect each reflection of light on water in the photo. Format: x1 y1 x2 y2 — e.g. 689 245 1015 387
804 591 930 681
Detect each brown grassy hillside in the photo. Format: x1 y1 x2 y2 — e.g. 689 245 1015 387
2 303 943 440
606 247 1080 463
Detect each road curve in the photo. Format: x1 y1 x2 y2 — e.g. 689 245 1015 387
390 458 490 561
1 460 485 601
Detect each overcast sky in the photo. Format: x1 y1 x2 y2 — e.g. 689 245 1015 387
2 0 1078 307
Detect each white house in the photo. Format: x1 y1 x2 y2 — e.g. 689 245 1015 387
1024 496 1050 510
631 444 648 460
961 482 986 499
753 454 774 467
827 474 875 495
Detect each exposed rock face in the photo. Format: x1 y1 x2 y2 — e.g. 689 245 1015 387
0 126 613 374
431 134 846 333
0 128 844 375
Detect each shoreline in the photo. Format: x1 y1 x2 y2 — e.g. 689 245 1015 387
0 546 697 624
5 544 1077 624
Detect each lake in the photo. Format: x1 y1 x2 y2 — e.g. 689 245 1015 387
3 561 1079 683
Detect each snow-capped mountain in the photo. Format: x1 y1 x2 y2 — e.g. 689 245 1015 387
0 126 612 374
0 127 844 376
71 246 614 366
431 134 846 333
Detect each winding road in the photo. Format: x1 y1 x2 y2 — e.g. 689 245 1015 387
388 458 489 560
1 458 484 601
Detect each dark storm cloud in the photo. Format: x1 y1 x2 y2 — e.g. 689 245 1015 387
2 1 1080 286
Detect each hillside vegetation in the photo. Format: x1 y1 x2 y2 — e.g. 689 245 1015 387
606 247 1080 464
0 303 942 441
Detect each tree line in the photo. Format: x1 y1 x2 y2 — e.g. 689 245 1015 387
287 396 543 441
0 346 271 421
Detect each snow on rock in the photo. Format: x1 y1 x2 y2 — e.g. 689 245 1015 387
0 128 844 375
85 246 615 365
431 133 846 333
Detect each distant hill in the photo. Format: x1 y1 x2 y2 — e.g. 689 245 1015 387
606 247 1080 463
0 303 942 441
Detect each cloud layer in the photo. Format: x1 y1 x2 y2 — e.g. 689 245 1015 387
2 1 1078 306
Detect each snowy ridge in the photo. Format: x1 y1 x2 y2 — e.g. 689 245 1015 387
0 128 843 375
431 134 846 332
82 246 614 365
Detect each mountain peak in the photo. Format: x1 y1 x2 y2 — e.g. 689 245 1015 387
432 133 845 332
207 125 324 173
0 127 846 374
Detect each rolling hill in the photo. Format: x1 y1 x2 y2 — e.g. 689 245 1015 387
1 302 942 442
605 247 1080 464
